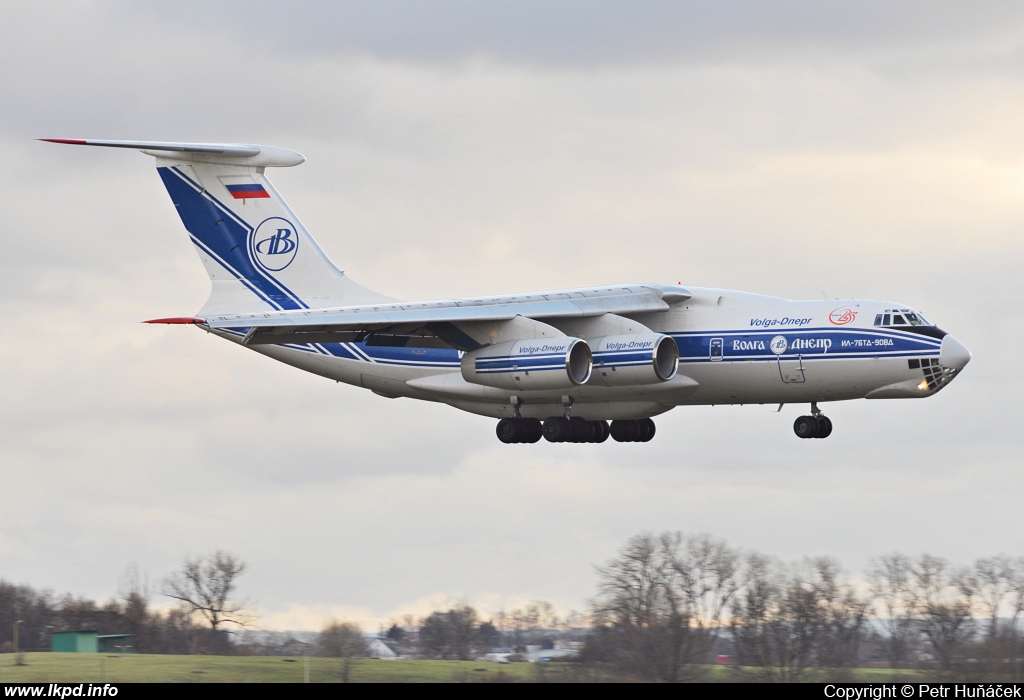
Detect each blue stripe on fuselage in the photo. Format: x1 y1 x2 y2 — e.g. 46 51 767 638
673 326 940 363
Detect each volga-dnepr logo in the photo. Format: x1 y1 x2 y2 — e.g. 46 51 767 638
249 217 299 272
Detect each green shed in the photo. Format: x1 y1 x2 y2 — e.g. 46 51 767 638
52 631 99 653
51 631 134 653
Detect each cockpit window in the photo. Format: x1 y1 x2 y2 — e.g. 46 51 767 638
874 309 933 327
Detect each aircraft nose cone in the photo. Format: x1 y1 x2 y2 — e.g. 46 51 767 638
940 334 971 369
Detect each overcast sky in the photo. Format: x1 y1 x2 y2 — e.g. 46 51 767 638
1 1 1022 631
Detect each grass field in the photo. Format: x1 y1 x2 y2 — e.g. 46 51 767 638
0 653 947 683
0 653 591 683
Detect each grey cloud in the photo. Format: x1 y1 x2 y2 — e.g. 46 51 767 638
142 1 1024 65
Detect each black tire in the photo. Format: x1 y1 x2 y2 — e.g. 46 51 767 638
793 415 819 439
640 418 656 442
816 416 833 439
610 419 635 442
543 417 570 443
569 417 591 443
496 418 518 443
635 419 653 442
592 421 610 443
523 418 543 443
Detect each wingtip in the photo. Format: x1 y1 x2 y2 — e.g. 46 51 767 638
39 138 88 145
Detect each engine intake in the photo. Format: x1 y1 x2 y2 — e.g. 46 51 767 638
462 338 592 391
587 333 678 387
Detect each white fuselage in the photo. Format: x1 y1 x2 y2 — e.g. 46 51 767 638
211 286 968 421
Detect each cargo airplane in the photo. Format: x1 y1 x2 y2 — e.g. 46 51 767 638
43 139 972 443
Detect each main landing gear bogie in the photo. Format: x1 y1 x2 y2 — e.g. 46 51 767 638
793 404 833 440
496 417 657 443
496 417 543 443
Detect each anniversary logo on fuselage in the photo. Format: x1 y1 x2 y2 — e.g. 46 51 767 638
829 307 858 325
250 217 299 272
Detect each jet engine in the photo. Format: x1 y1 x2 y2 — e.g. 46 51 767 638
587 333 678 387
461 337 592 391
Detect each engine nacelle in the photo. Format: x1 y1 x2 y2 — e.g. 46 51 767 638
462 337 592 391
588 333 678 387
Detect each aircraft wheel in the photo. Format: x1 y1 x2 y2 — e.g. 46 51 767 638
592 420 610 443
610 419 635 442
640 418 656 442
543 417 570 443
569 417 591 443
816 416 833 439
522 418 543 443
634 419 652 442
793 415 820 439
496 418 519 443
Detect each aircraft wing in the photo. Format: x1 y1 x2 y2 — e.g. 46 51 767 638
199 285 689 350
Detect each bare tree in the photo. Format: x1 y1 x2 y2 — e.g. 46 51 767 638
913 554 974 671
812 558 870 671
731 554 816 682
868 553 919 668
971 556 1024 679
973 556 1024 641
163 551 253 635
118 564 152 651
590 532 742 681
731 556 867 681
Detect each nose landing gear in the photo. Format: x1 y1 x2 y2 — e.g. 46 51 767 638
793 403 833 439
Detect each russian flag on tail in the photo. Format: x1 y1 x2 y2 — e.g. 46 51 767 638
225 183 270 199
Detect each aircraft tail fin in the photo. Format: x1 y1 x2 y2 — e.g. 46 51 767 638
41 139 391 314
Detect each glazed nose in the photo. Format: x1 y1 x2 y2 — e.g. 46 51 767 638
939 334 971 369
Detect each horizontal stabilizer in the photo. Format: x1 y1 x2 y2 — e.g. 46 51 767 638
40 139 304 167
143 317 206 325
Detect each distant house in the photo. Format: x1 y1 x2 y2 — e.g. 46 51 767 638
521 648 579 663
51 631 133 654
367 637 399 659
482 647 514 663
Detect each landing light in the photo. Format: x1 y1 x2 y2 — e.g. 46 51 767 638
917 380 929 391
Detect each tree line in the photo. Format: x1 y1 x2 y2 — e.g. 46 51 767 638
583 532 1024 681
0 552 249 655
1 534 1022 683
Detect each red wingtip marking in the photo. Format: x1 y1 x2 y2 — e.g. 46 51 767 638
143 317 205 325
39 138 88 145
